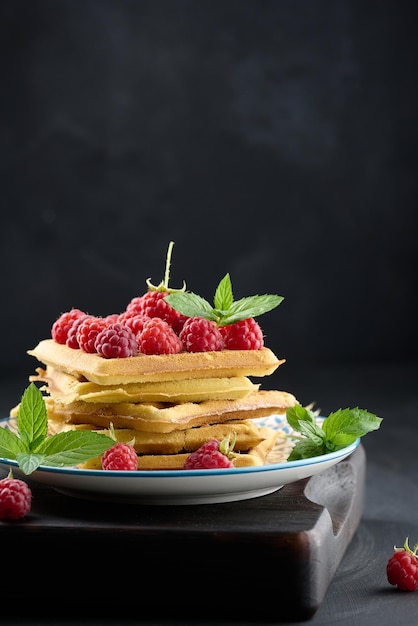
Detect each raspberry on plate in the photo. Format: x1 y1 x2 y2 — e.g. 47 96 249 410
184 437 235 469
94 323 138 358
179 316 224 352
0 471 32 520
387 538 418 591
102 442 138 471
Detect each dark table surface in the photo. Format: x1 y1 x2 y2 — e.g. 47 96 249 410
1 360 417 626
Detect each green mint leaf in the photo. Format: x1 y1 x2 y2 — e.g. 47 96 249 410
16 453 46 475
322 408 383 449
213 274 234 310
228 294 284 317
17 382 48 450
14 432 114 475
1 383 115 474
286 405 325 458
0 426 26 459
286 404 317 431
165 292 215 319
288 439 326 461
36 430 114 467
166 275 284 326
286 404 382 461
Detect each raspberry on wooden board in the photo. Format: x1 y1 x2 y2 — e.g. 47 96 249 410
387 538 418 591
0 471 32 520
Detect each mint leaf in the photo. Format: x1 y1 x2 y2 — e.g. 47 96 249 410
286 404 382 461
166 273 284 326
37 430 114 466
0 426 27 459
1 383 115 475
322 408 382 449
213 273 234 310
16 453 47 475
17 382 48 450
288 439 325 461
164 292 215 319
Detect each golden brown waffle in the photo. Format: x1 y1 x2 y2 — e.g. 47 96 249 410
28 340 284 385
79 426 282 470
43 389 298 433
48 419 267 454
31 366 258 404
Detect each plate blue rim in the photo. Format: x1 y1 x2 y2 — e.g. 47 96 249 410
0 415 360 479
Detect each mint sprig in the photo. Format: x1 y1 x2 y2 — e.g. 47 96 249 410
166 273 283 326
0 383 114 474
286 404 382 461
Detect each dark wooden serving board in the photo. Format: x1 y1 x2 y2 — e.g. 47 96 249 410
1 445 365 623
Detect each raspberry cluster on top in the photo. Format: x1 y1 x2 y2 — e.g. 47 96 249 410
51 291 265 359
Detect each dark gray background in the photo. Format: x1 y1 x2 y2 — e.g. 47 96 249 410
1 0 417 392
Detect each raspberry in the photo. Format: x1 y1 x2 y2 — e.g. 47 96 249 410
184 437 235 469
94 323 138 358
137 318 183 355
76 316 109 353
125 296 146 316
219 318 264 350
51 309 86 344
105 313 120 324
387 538 418 591
102 442 138 471
138 291 188 334
66 314 92 349
179 316 224 352
117 312 150 335
0 471 32 520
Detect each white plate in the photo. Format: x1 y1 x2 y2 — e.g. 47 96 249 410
0 415 359 505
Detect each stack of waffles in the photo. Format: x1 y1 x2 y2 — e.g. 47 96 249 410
22 339 298 469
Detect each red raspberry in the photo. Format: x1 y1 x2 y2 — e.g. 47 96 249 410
125 295 146 316
184 438 235 469
77 316 109 353
102 442 138 471
66 314 92 349
137 318 183 355
117 312 150 335
219 318 264 350
94 323 138 358
179 316 224 352
105 313 120 324
51 309 86 344
138 291 188 334
0 471 32 520
387 538 418 591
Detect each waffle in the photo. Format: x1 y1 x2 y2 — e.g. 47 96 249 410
48 419 267 454
78 426 283 470
43 389 297 433
30 366 258 404
24 336 297 471
28 340 284 385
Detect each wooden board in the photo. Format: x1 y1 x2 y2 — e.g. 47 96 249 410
1 445 365 622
